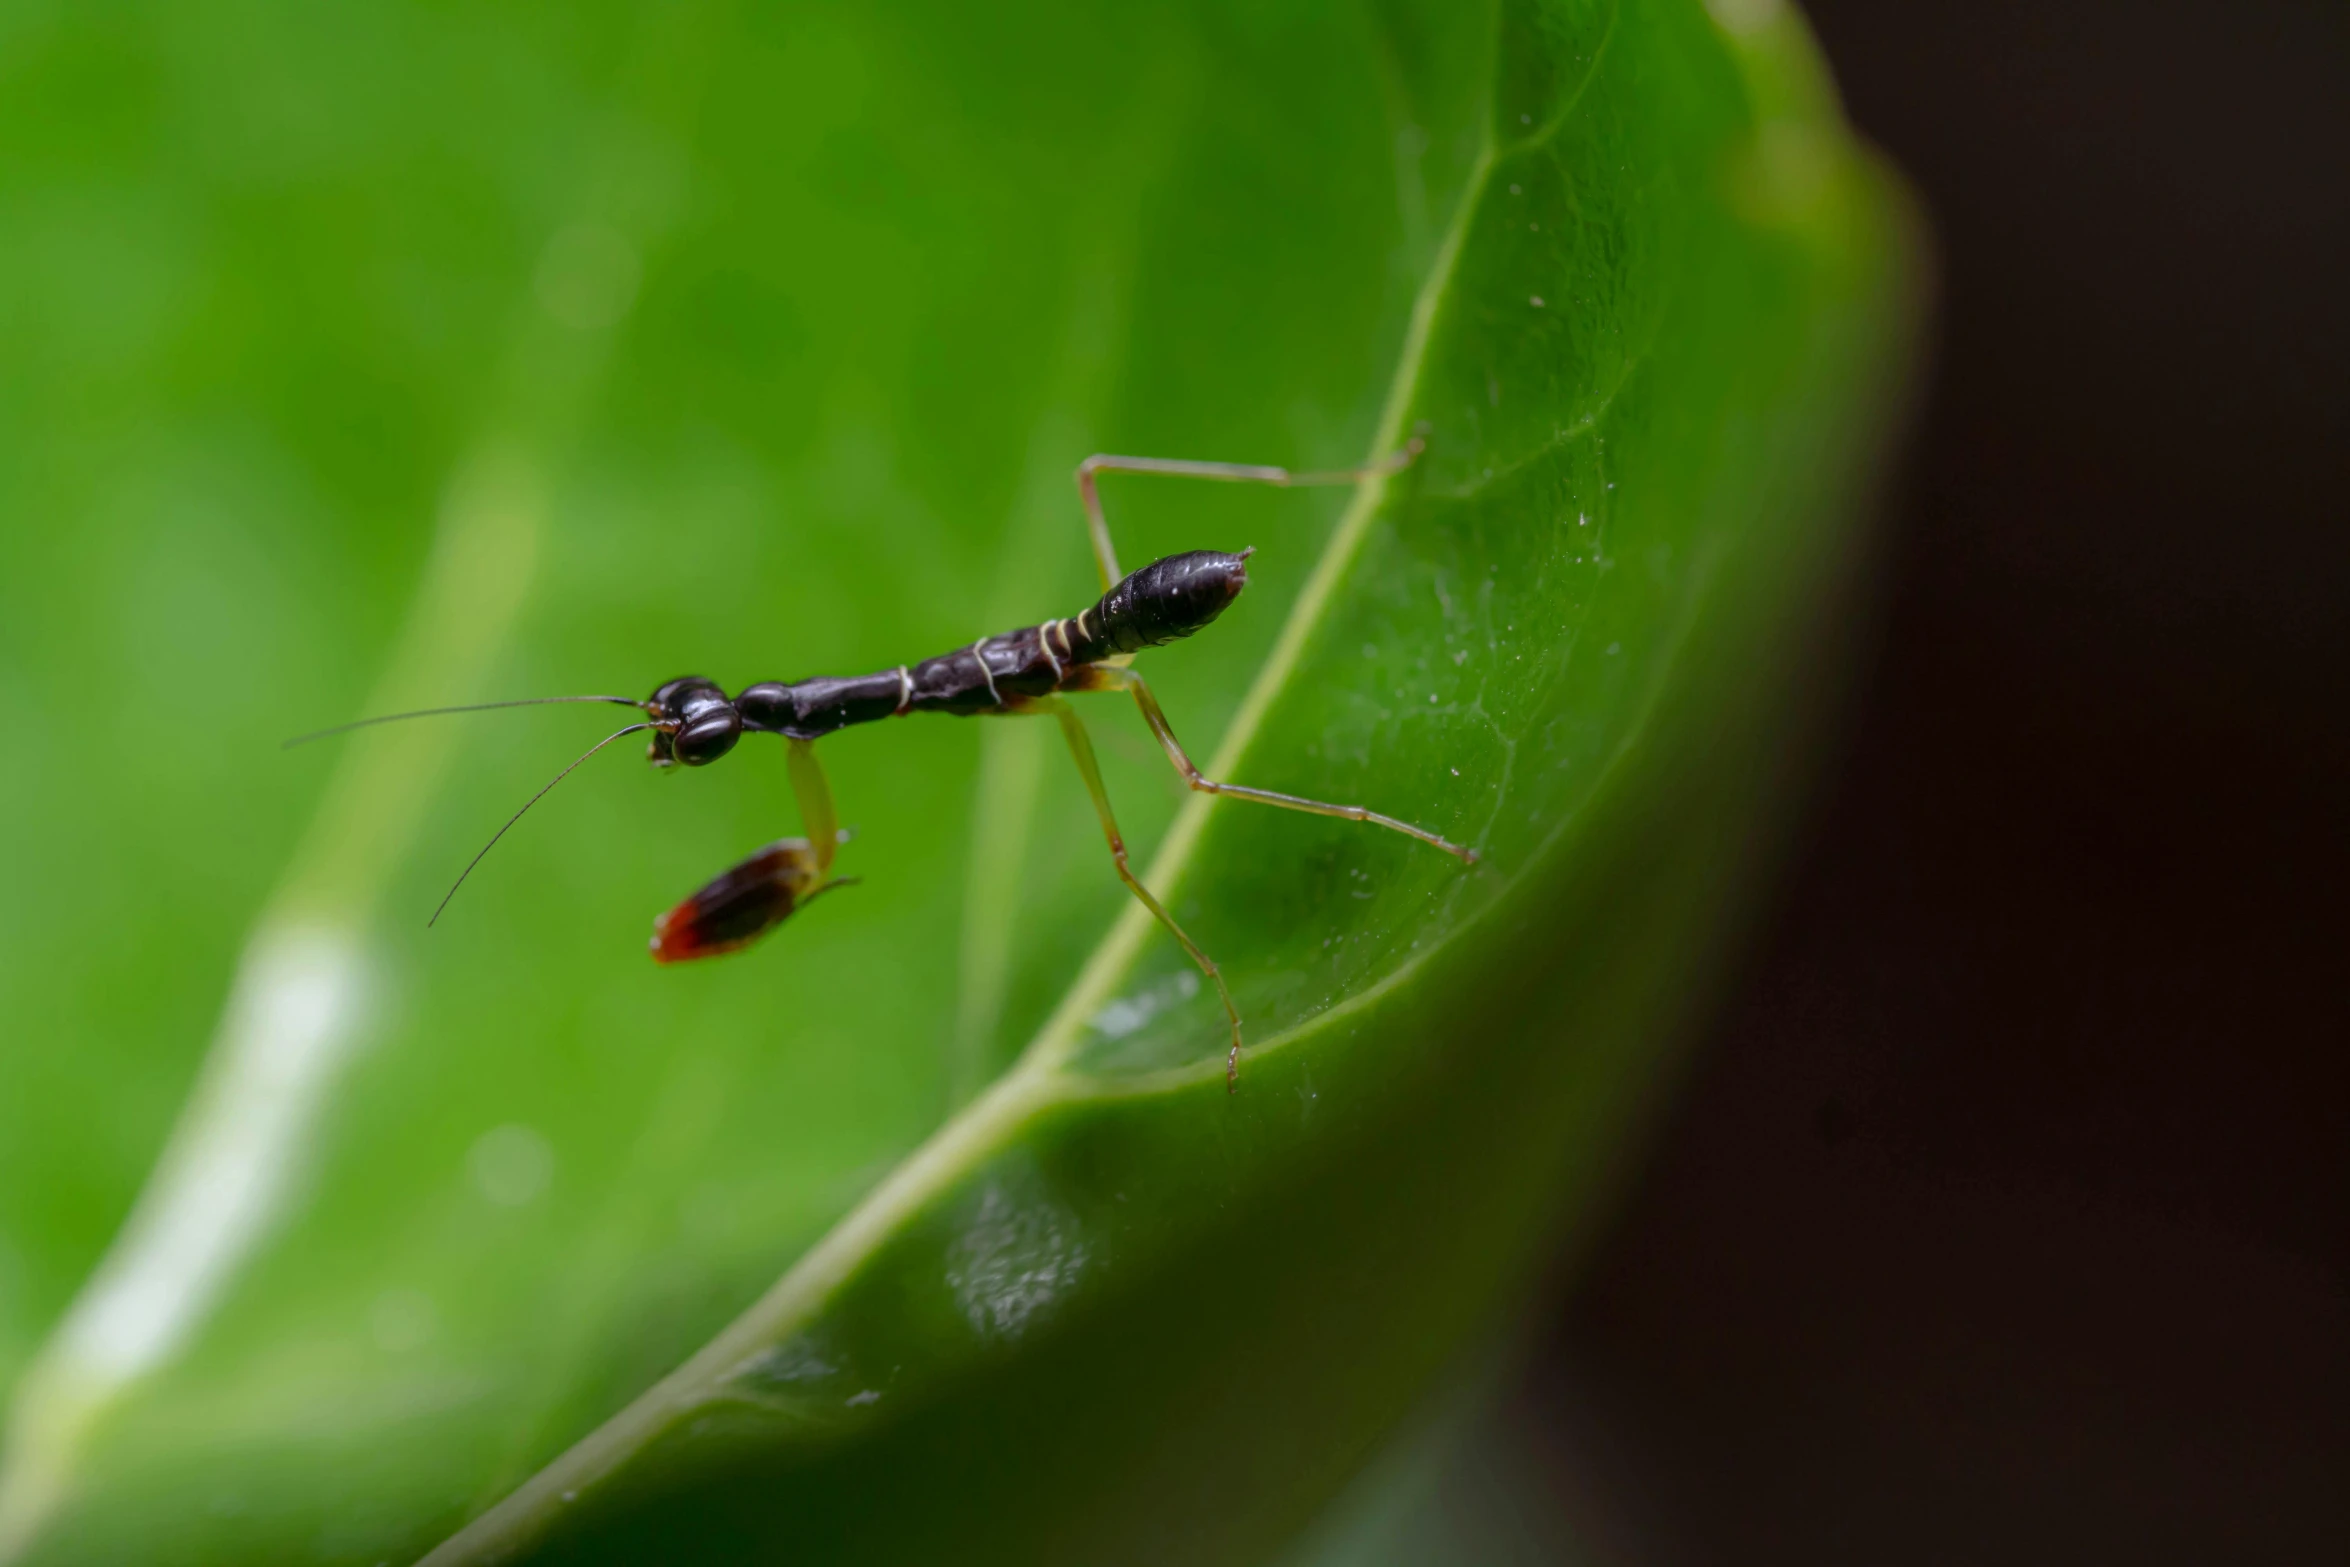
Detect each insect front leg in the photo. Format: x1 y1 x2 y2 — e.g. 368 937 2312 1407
786 737 842 875
1007 696 1247 1091
649 738 856 962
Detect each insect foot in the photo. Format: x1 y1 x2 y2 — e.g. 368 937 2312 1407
650 839 856 962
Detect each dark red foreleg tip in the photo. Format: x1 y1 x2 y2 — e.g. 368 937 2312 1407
650 899 749 964
647 838 821 964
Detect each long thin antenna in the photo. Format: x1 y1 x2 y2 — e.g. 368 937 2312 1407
429 722 658 927
282 695 647 749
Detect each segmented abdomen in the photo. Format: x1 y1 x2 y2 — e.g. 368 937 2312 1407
733 549 1246 739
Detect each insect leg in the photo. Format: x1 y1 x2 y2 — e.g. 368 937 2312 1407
651 739 852 962
1016 696 1247 1091
1074 435 1426 590
786 737 842 875
1100 669 1477 864
650 840 854 963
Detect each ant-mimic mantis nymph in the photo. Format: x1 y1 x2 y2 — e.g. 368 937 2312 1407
291 439 1475 1089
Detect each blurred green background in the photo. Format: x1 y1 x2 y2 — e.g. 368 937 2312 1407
0 1 1913 1562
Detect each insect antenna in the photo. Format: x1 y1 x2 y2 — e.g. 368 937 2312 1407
282 694 647 749
429 721 659 927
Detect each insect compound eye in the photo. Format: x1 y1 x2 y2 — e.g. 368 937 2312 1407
648 675 727 723
671 708 742 767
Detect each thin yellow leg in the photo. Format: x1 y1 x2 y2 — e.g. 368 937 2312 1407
1073 436 1426 590
786 737 841 875
1020 697 1247 1091
1099 669 1478 864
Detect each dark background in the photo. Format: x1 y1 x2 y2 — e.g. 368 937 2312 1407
1532 2 2349 1561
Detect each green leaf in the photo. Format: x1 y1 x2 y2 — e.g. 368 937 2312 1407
0 0 1917 1562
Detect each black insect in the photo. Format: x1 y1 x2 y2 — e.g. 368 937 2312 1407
292 442 1475 1088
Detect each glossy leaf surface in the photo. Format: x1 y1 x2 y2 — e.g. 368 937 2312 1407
0 1 1916 1562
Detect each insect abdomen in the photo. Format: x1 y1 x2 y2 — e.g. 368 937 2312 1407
1068 549 1249 660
